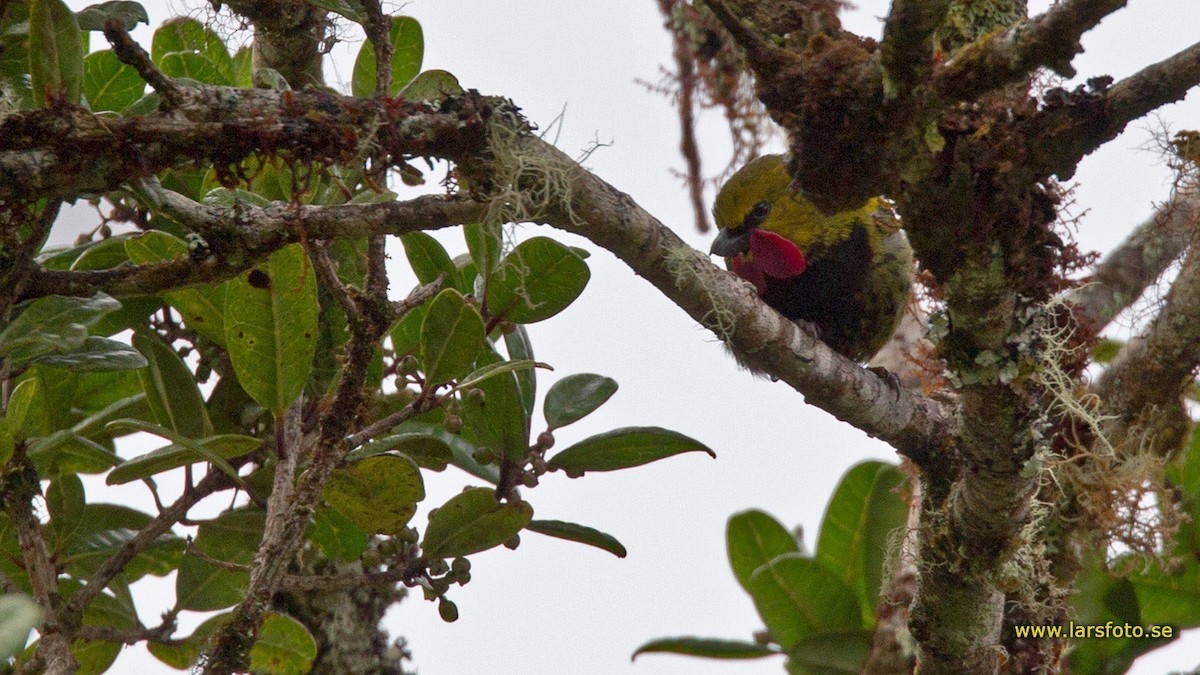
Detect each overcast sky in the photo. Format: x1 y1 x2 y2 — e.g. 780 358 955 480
48 1 1200 673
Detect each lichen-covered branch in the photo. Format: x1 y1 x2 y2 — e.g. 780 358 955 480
2 452 76 675
881 0 951 94
19 193 481 301
1095 235 1200 457
1034 40 1200 180
223 0 328 89
457 132 958 468
934 0 1128 101
1072 193 1197 330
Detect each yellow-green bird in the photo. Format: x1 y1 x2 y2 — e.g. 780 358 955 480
710 154 914 362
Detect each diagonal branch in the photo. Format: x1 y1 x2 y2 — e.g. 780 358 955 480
459 133 958 469
1072 192 1198 331
1034 40 1200 180
1094 232 1200 456
935 0 1128 101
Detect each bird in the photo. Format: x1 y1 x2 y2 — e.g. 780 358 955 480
709 154 914 363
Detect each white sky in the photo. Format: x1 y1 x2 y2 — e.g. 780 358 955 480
44 0 1200 673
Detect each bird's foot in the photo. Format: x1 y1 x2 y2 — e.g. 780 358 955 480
867 365 903 399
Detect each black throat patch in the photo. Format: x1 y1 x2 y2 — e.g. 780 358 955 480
760 224 874 359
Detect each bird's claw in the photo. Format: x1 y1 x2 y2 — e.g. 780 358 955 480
867 365 903 399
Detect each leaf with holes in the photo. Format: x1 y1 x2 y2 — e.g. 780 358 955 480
224 245 318 414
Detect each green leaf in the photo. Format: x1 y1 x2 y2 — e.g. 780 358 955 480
485 237 590 324
1130 560 1200 627
33 336 147 372
786 631 874 674
546 426 715 477
224 244 318 414
231 46 252 88
250 612 318 675
324 455 424 534
421 487 532 559
7 378 48 439
394 421 500 484
29 0 83 106
399 68 462 103
632 637 778 661
543 373 617 431
747 554 861 650
0 595 41 662
47 474 86 548
526 519 626 558
303 0 363 23
463 222 502 276
502 325 536 418
1092 338 1123 364
105 419 242 485
346 433 452 471
454 359 546 391
420 289 485 386
133 331 212 438
151 17 231 85
75 2 148 31
176 509 264 611
148 612 227 668
815 461 907 623
460 345 528 461
351 15 423 97
401 231 457 286
107 434 259 485
389 302 426 358
308 508 368 562
0 292 120 365
125 231 227 345
727 509 800 591
82 50 143 112
28 431 119 476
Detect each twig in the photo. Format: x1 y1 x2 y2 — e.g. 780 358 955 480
2 449 76 674
102 20 184 107
62 471 230 629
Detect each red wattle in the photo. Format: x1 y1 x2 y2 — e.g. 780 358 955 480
749 229 807 278
732 256 767 295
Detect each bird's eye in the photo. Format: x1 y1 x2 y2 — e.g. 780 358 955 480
746 200 772 227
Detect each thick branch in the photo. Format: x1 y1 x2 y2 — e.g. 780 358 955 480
935 0 1126 101
20 193 482 302
1072 192 1197 330
464 135 957 468
204 274 402 672
1035 40 1200 180
1095 234 1200 456
880 0 951 94
224 0 327 89
0 87 490 201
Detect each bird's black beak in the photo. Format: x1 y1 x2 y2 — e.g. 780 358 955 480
710 227 752 257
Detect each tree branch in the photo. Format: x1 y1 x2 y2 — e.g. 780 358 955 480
935 0 1127 101
1072 192 1198 331
2 451 76 675
459 133 957 469
204 262 403 672
1034 39 1200 180
20 192 483 302
880 0 951 95
1095 233 1200 456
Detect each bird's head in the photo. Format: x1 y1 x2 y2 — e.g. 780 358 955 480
710 154 872 294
